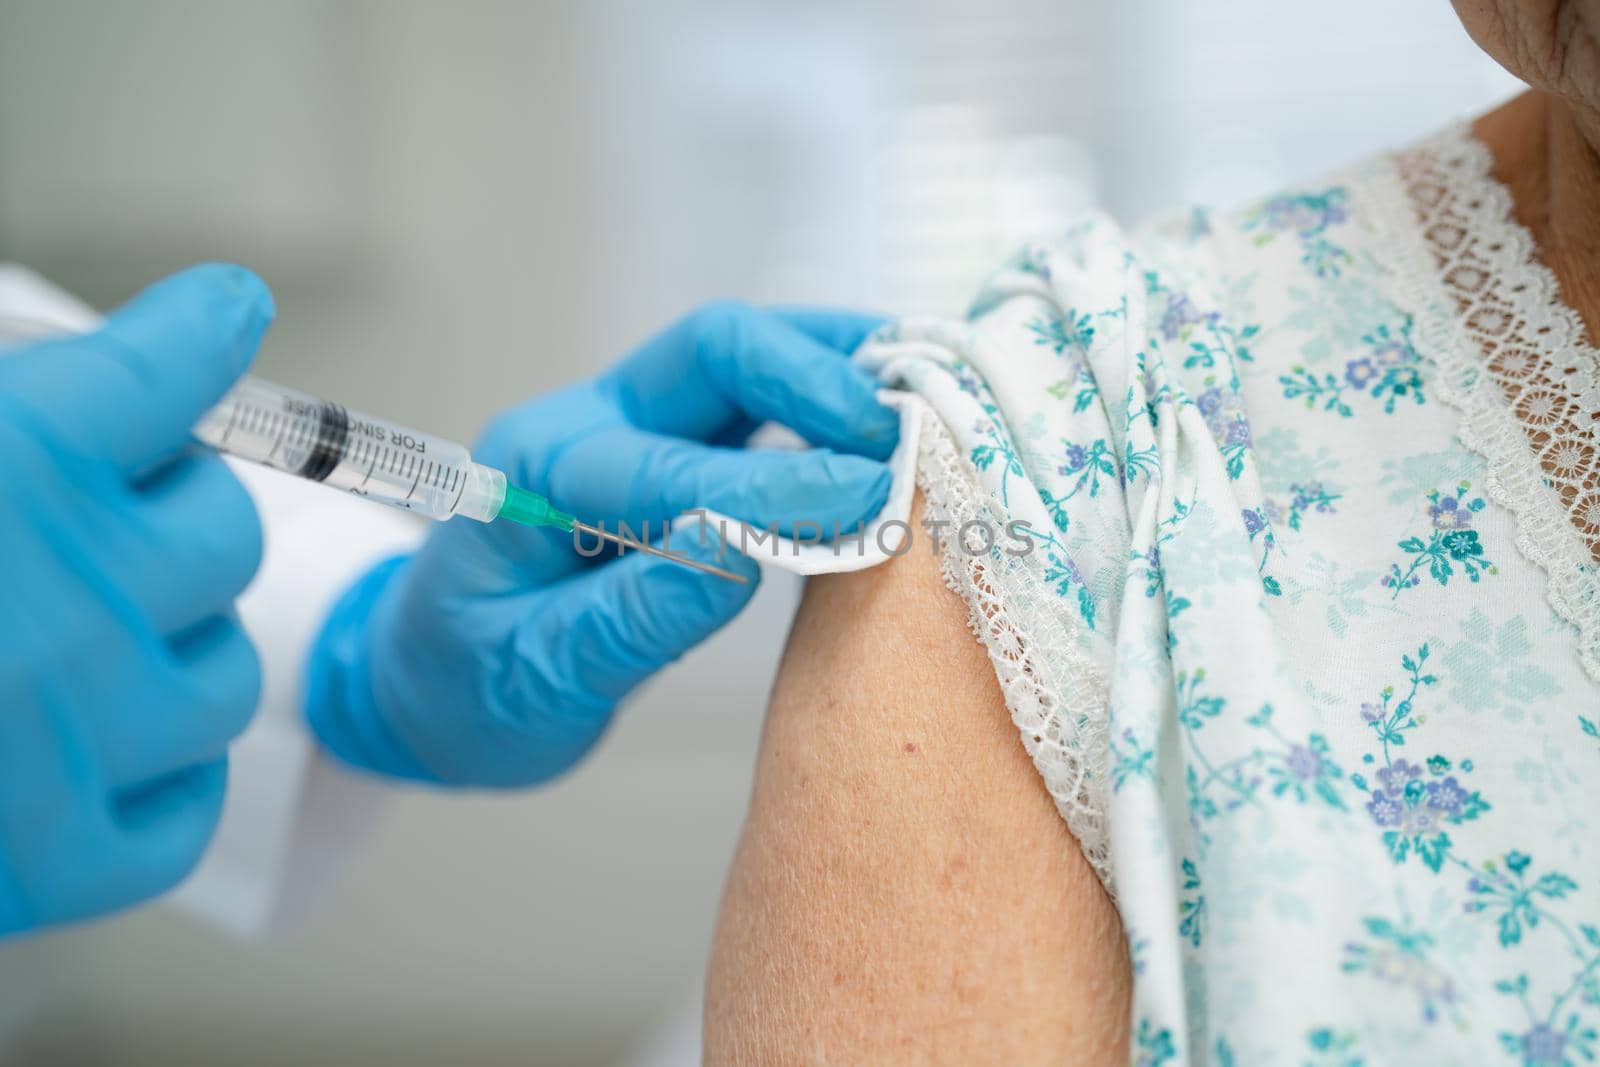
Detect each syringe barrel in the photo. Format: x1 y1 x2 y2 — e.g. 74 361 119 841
193 376 505 522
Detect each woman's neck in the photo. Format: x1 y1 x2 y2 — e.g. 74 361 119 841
1475 90 1600 340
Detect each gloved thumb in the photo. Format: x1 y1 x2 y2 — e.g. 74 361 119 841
10 264 274 473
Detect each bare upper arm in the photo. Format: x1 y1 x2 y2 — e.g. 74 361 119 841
704 495 1131 1065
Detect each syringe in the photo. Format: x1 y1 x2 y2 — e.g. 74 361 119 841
194 375 746 584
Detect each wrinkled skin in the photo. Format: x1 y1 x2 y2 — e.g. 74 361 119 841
1453 0 1600 107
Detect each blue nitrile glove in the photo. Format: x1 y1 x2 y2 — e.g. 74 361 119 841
308 302 894 785
0 265 273 937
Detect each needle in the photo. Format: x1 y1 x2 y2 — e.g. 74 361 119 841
571 521 748 584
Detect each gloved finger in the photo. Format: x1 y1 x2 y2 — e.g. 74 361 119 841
109 453 263 635
600 302 898 459
547 424 892 538
694 308 885 450
767 307 886 352
0 671 131 933
492 530 760 783
0 265 273 475
91 615 261 788
108 757 227 905
0 666 111 875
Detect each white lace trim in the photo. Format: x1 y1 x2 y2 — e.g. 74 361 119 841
910 406 1115 890
1364 124 1600 682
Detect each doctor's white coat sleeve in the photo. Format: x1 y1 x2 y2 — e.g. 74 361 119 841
0 263 425 938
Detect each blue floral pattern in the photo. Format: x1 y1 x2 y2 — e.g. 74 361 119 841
855 133 1600 1064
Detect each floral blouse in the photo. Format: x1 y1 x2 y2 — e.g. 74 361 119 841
855 122 1600 1065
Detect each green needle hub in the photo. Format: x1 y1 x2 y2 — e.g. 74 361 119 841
497 485 576 532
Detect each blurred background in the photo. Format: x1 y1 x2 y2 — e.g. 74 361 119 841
0 1 1518 1063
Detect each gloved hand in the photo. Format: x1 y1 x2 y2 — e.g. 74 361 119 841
308 302 894 785
0 265 273 937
